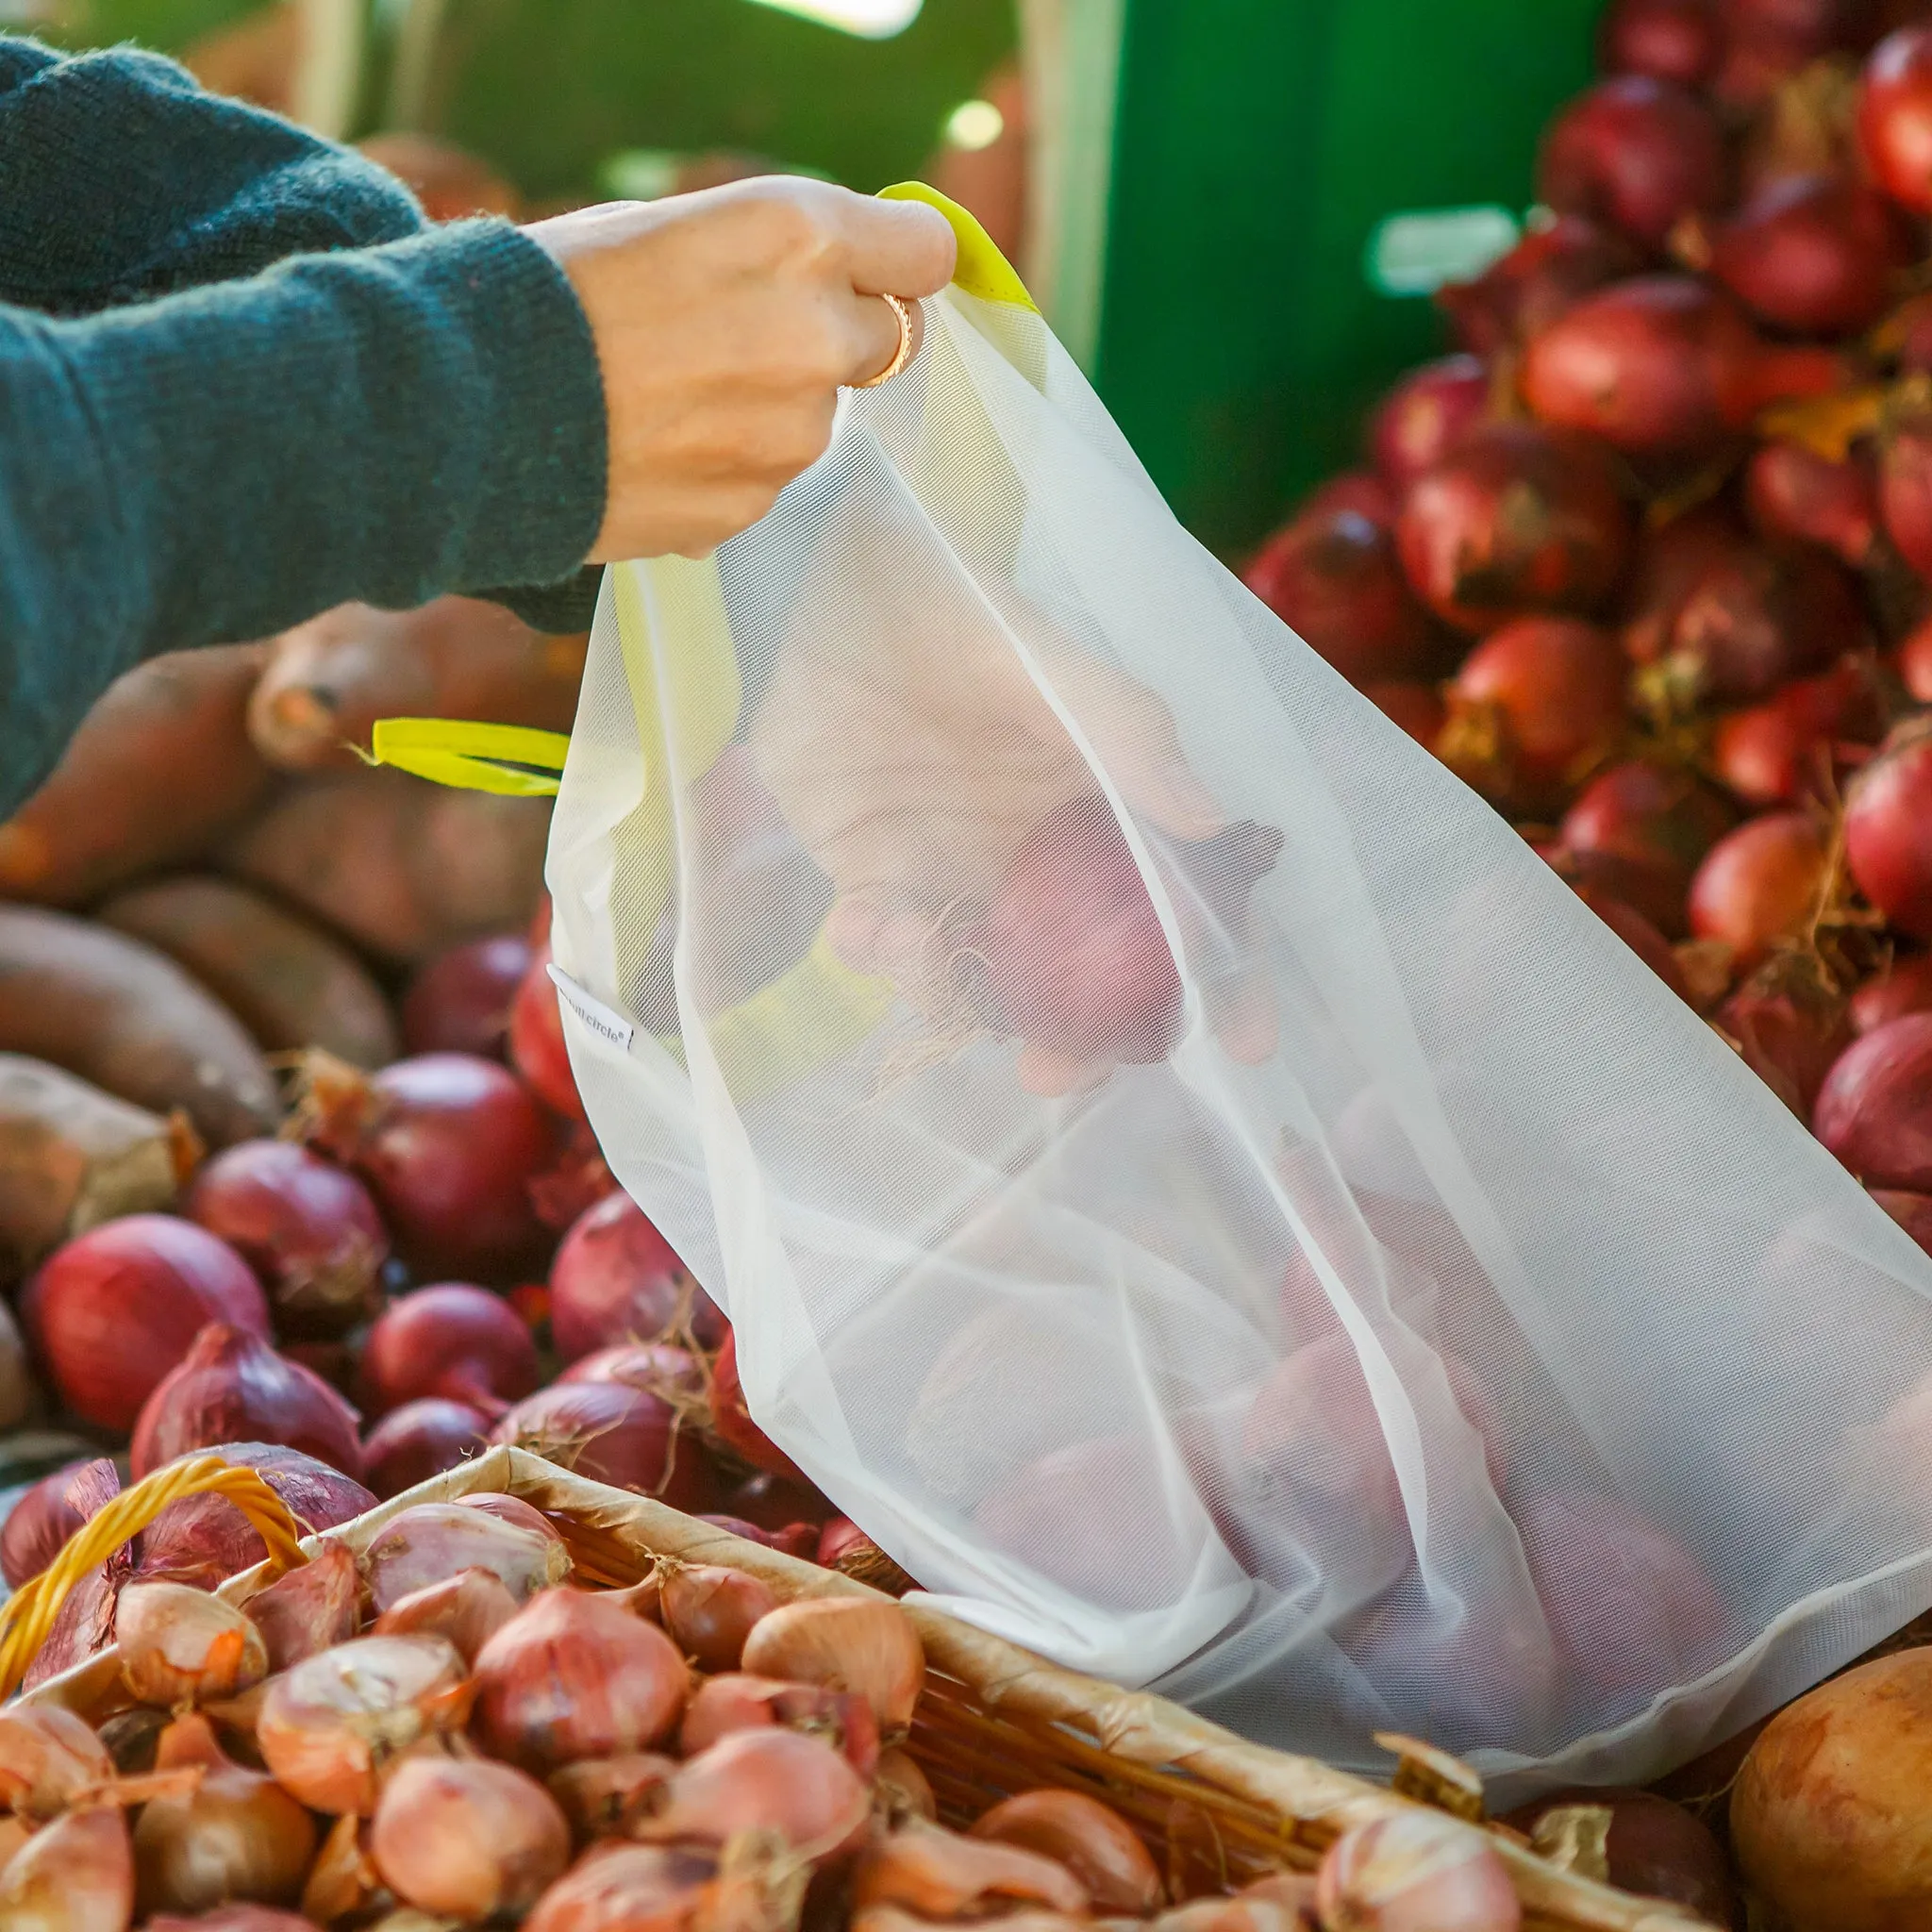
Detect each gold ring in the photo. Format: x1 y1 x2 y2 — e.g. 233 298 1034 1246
853 293 915 389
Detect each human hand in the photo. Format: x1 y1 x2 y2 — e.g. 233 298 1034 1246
524 180 956 562
751 522 1278 1094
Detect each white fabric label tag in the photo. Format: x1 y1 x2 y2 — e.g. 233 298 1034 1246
546 963 636 1052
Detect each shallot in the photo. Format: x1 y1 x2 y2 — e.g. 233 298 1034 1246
1745 441 1881 567
1243 505 1434 683
491 1378 711 1509
1537 75 1726 248
970 1790 1165 1912
560 1341 703 1395
1505 1787 1733 1924
0 1804 133 1932
1850 954 1932 1032
359 1397 491 1497
524 1843 717 1932
1845 719 1932 939
1686 811 1828 967
637 1726 870 1853
1707 172 1907 337
545 1752 676 1840
548 1190 724 1360
740 1594 925 1731
359 1495 572 1613
0 1457 89 1589
23 1215 269 1430
370 1753 570 1921
242 1539 359 1670
1558 761 1734 934
677 1672 880 1775
472 1586 688 1771
1718 953 1853 1115
1711 656 1886 807
1814 1010 1932 1188
0 1705 113 1819
358 1281 539 1416
1859 23 1932 213
129 1324 363 1482
1437 215 1641 356
184 1140 388 1338
371 1564 521 1662
399 931 532 1058
1369 357 1490 491
116 1581 267 1707
658 1561 777 1669
855 1817 1090 1917
1315 1810 1520 1932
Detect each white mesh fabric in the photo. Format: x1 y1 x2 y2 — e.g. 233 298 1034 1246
545 284 1932 1798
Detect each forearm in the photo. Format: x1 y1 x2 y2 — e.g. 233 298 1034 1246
0 221 608 813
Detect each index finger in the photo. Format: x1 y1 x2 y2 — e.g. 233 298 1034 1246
836 193 958 299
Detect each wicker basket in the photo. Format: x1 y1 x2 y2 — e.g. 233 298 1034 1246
19 1446 1707 1932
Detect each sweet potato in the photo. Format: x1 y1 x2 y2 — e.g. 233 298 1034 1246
0 907 278 1146
0 644 271 907
0 1056 199 1274
247 597 586 773
99 875 399 1069
219 767 553 963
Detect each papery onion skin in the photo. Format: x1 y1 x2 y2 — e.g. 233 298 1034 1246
184 1140 388 1339
130 1323 364 1483
1859 24 1932 215
473 1585 688 1772
0 1456 90 1588
970 1790 1165 1913
371 1753 571 1921
1732 1648 1932 1932
0 1705 113 1820
360 1496 572 1614
24 1215 270 1430
1505 1787 1734 1925
637 1726 871 1854
360 1397 491 1498
548 1190 724 1362
244 1539 360 1671
491 1380 712 1509
1814 1010 1932 1190
1537 75 1726 248
855 1817 1091 1918
677 1672 882 1777
1845 723 1932 940
400 932 532 1058
524 1842 718 1932
0 1803 133 1932
1851 955 1932 1034
1686 811 1828 969
117 1580 268 1707
257 1633 473 1815
371 1564 521 1664
740 1594 925 1732
1315 1810 1521 1932
546 1752 678 1843
359 1281 539 1417
658 1562 778 1670
133 1712 316 1917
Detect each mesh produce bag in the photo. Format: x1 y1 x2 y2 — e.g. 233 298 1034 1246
386 190 1932 1795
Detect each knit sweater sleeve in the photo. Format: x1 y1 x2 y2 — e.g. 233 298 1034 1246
0 38 608 816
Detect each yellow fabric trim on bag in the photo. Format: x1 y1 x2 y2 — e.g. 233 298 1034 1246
368 718 570 797
698 929 895 1099
878 182 1039 313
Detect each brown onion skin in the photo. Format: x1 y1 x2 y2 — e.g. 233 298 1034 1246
1708 173 1908 338
524 1842 717 1932
658 1563 778 1670
372 1752 571 1921
1846 722 1932 939
359 1396 491 1498
1851 955 1932 1033
130 1323 364 1482
1600 0 1724 85
371 1564 521 1663
0 1457 89 1589
970 1790 1165 1913
1437 215 1642 357
1860 24 1932 214
1538 75 1727 249
491 1378 714 1510
358 1281 540 1417
1732 1648 1932 1932
1243 506 1435 683
360 1496 571 1613
638 1726 871 1854
23 1215 271 1431
473 1586 689 1772
1396 423 1631 633
400 931 532 1058
1814 1010 1932 1189
1507 1787 1733 1924
1686 812 1829 968
548 1190 724 1361
185 1140 388 1339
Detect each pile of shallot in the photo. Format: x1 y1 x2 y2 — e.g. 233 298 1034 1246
1246 3 1932 1262
0 1485 1568 1932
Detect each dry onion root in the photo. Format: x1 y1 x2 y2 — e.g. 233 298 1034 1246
256 1633 474 1814
117 1581 269 1707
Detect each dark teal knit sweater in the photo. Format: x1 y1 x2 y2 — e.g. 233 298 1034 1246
0 35 608 817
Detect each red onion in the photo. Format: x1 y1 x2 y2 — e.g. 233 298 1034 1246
509 945 587 1124
721 1468 829 1530
1718 953 1853 1114
23 1215 270 1430
1537 75 1727 248
817 1516 870 1568
1896 615 1932 701
1396 422 1631 632
245 1539 360 1670
1524 276 1846 458
1298 469 1401 526
1599 0 1724 85
1860 24 1932 213
696 1515 819 1558
1687 811 1829 966
1852 955 1932 1032
1559 761 1736 937
491 1381 712 1509
131 1324 364 1482
184 1141 387 1339
1243 506 1435 683
1440 617 1628 806
1746 441 1881 567
0 1457 88 1589
1723 0 1887 106
1369 356 1490 490
971 802 1282 1065
1712 657 1887 807
1620 503 1741 666
1847 720 1932 939
527 1121 620 1233
559 1341 703 1395
549 1190 724 1361
1871 1186 1932 1256
1707 173 1907 338
1437 214 1642 356
1814 1010 1932 1187
1575 887 1691 999
1882 406 1932 583
140 1443 375 1588
1516 1491 1729 1694
361 1495 571 1613
400 932 533 1058
708 1329 809 1485
1360 679 1446 748
360 1397 491 1497
1504 1788 1734 1924
294 1050 554 1278
358 1281 539 1417
1536 837 1687 937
